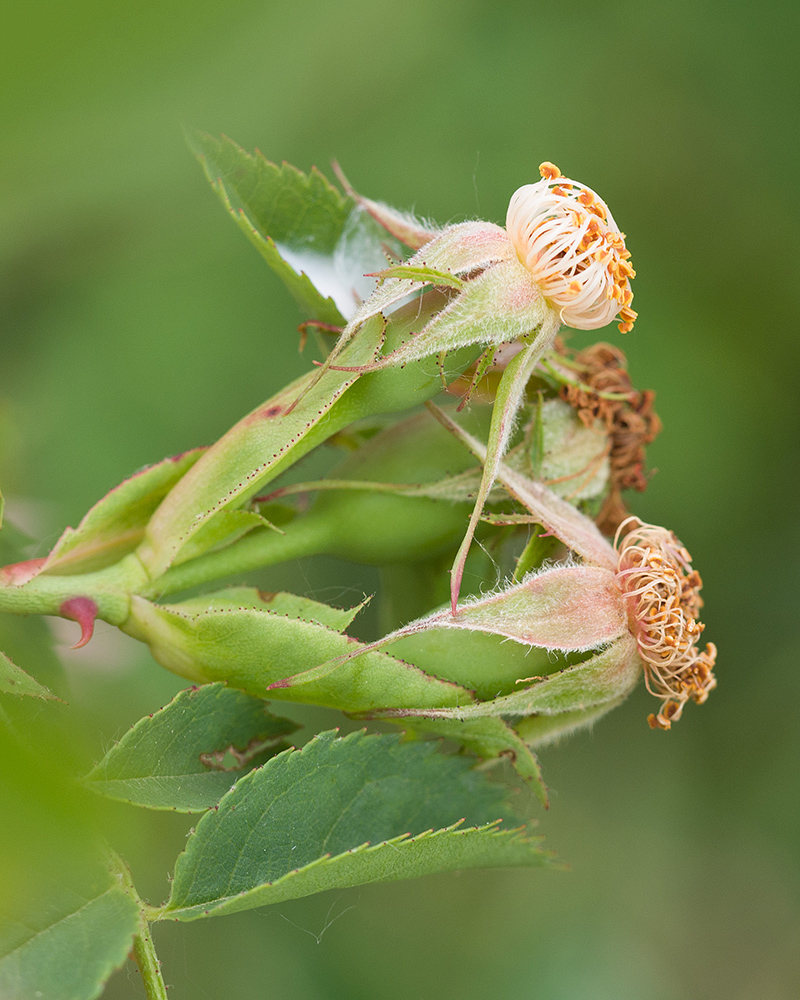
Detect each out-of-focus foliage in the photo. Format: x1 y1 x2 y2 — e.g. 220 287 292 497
2 1 798 997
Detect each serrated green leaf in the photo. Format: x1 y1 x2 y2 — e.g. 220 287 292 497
86 683 298 812
125 595 548 800
0 867 139 1000
0 650 57 700
40 449 205 576
191 132 403 324
163 730 549 919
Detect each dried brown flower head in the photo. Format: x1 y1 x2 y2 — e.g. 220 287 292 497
554 341 662 532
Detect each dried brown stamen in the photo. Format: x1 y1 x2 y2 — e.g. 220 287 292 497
552 341 662 533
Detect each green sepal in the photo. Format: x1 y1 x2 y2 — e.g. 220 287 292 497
520 397 610 503
171 508 277 566
137 315 386 577
161 730 551 919
138 309 484 579
516 698 628 748
85 683 299 812
372 263 464 289
386 628 564 701
40 449 205 576
381 635 642 721
159 586 367 633
122 594 475 714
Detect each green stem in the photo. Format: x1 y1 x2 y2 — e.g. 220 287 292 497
0 554 146 624
132 919 168 1000
143 515 330 599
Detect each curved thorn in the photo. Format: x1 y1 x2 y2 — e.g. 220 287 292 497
59 596 98 649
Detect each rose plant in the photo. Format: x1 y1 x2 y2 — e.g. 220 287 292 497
0 134 715 999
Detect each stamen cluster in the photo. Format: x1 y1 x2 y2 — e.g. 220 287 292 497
507 162 637 334
614 518 717 729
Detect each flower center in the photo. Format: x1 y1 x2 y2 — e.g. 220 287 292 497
506 163 637 334
614 518 717 729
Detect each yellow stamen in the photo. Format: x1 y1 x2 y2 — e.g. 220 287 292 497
539 161 562 180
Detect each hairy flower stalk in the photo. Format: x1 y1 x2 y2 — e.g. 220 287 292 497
326 163 637 610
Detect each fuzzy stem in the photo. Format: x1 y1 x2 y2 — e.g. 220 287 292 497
132 920 168 1000
0 554 146 624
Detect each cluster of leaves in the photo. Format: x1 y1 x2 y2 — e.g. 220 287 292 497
0 137 571 999
1 679 549 998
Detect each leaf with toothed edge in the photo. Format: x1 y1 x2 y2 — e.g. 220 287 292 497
162 730 552 919
0 650 58 701
127 589 549 800
189 132 405 324
85 683 299 812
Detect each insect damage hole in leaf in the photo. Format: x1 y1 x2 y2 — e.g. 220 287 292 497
85 683 299 812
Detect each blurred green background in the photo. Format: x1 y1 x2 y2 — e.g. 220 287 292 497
2 1 798 997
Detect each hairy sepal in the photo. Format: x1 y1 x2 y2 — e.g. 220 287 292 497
136 315 385 578
430 405 617 570
382 634 641 722
390 564 626 652
448 315 560 608
40 449 205 577
122 594 476 714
